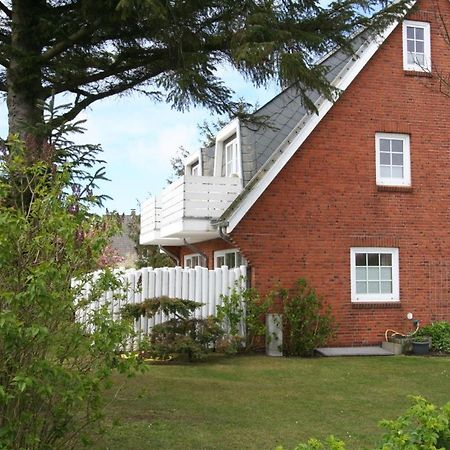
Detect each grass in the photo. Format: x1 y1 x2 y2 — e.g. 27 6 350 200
94 354 450 449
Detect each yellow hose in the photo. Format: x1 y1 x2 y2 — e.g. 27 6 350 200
385 323 420 342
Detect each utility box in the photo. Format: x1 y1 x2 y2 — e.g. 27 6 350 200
266 314 283 357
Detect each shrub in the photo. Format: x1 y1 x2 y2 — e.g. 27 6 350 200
123 297 223 361
217 282 273 354
416 321 450 353
278 396 450 449
280 278 336 357
0 140 139 449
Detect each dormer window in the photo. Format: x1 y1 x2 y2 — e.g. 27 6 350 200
402 20 431 72
213 119 242 182
191 162 199 176
184 152 202 177
224 137 239 177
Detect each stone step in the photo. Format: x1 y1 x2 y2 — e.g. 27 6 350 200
315 346 395 357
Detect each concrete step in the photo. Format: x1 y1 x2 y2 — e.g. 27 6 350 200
315 346 395 357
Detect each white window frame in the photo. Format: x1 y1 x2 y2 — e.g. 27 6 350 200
214 249 246 269
184 152 202 177
190 162 199 176
184 253 205 268
402 20 431 72
350 247 400 303
375 133 411 187
224 138 239 177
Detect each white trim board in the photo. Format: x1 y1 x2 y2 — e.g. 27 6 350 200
225 20 402 233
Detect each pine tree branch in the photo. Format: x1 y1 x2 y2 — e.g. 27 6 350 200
48 74 158 129
0 1 11 19
40 22 99 63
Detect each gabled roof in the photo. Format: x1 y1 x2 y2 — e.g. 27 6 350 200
218 17 406 233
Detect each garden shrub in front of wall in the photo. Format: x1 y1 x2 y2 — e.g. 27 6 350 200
277 396 450 449
217 283 273 354
279 278 336 357
416 321 450 353
122 297 223 361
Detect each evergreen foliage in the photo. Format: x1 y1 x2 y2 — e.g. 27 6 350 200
0 0 410 144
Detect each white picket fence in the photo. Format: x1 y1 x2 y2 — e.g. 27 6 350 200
76 265 247 349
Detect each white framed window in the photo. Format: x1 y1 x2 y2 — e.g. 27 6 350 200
214 249 246 269
350 248 399 302
375 133 411 187
402 20 431 72
184 253 206 268
191 162 199 176
224 138 239 177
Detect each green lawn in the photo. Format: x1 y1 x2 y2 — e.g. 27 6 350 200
94 355 450 449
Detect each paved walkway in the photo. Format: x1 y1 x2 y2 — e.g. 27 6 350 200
316 346 394 357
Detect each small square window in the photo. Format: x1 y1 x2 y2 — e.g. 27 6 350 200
375 133 411 187
402 21 431 72
350 248 399 302
184 253 206 269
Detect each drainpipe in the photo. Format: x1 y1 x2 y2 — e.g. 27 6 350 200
217 221 233 245
183 239 208 267
158 245 180 266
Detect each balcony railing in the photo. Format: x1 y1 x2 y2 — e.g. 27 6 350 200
140 175 242 245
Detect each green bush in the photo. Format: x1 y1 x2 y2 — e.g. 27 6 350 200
280 279 336 357
0 139 139 449
278 396 450 449
123 297 223 361
416 321 450 353
217 282 273 354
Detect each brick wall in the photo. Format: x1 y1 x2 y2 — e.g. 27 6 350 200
229 0 450 345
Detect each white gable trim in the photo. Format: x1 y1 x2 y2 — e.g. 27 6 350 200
225 21 399 233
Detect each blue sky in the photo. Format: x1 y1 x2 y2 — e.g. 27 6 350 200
0 66 279 214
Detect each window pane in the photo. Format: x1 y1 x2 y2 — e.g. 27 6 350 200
407 26 415 39
368 267 380 280
380 152 391 165
186 259 192 268
392 140 403 152
368 253 379 266
380 281 393 294
407 53 415 64
381 267 392 280
368 281 380 293
380 139 390 152
392 153 403 165
416 41 424 53
407 39 415 52
226 252 236 268
356 267 366 281
415 53 425 65
380 254 392 266
392 166 403 178
217 256 225 267
415 27 424 40
380 166 391 178
355 253 366 266
192 256 199 266
356 281 367 294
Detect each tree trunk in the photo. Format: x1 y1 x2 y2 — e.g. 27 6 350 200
7 0 46 155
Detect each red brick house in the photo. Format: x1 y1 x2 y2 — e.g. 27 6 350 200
140 0 450 346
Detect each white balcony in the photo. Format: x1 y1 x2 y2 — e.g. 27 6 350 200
140 175 242 245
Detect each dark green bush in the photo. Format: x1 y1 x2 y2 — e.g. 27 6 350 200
280 278 336 357
123 297 223 361
416 321 450 353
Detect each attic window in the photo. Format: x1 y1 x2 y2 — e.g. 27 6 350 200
402 20 431 72
191 162 199 176
224 138 239 177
